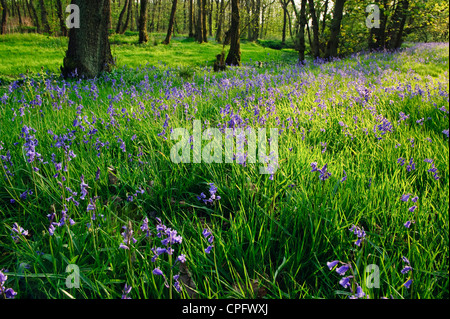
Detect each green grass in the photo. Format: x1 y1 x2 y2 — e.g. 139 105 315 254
0 35 448 300
0 33 297 80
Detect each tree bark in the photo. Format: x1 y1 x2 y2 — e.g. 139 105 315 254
56 0 67 36
39 0 51 34
324 0 345 59
307 0 320 58
139 0 149 43
188 0 194 37
388 0 409 49
196 0 204 42
163 0 178 44
27 0 40 33
225 0 241 66
202 0 208 41
61 0 114 79
250 0 260 41
0 0 7 35
215 0 226 42
297 0 307 62
122 0 133 33
116 0 129 33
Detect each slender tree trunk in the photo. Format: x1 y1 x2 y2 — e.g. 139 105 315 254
321 0 328 36
215 0 225 42
208 0 213 36
122 0 133 33
56 0 67 36
139 0 149 43
27 0 40 33
196 0 204 42
0 0 7 34
281 0 287 44
163 0 178 44
188 0 194 37
297 0 307 62
39 0 51 34
250 0 260 41
324 0 345 58
307 0 320 58
225 0 241 66
15 0 23 27
202 0 208 41
61 0 114 79
390 0 409 49
116 0 129 33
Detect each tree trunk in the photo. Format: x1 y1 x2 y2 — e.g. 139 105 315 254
208 0 213 36
188 0 194 37
56 0 67 36
250 0 260 41
122 0 133 33
39 0 50 34
196 0 204 42
61 0 114 79
116 0 129 34
225 0 241 66
307 0 320 58
202 0 208 41
297 0 307 62
215 0 225 42
139 0 149 43
0 0 7 34
163 0 178 44
27 0 40 33
15 0 23 27
320 0 328 36
388 0 409 49
281 0 287 44
324 0 345 59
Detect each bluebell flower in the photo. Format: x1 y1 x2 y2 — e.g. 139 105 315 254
327 260 339 270
336 264 350 276
403 279 413 289
339 276 352 289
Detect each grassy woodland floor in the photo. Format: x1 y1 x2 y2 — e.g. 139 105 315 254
0 34 449 299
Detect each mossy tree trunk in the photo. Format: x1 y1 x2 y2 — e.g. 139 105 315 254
163 0 178 44
0 0 7 35
139 0 149 43
324 0 346 59
61 0 114 79
225 0 241 66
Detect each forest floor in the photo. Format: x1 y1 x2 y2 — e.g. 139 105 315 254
0 35 448 300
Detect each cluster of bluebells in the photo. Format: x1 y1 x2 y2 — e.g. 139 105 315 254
197 183 221 205
0 269 17 299
150 217 186 294
401 256 413 289
202 228 214 254
326 260 367 299
400 193 418 228
349 224 366 246
310 162 332 181
10 222 28 243
121 283 132 299
47 205 75 236
119 222 137 250
424 158 440 180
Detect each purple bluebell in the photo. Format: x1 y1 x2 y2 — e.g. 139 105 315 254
336 264 350 276
403 279 413 289
327 260 339 270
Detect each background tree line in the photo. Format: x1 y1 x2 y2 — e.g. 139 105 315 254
1 0 448 77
